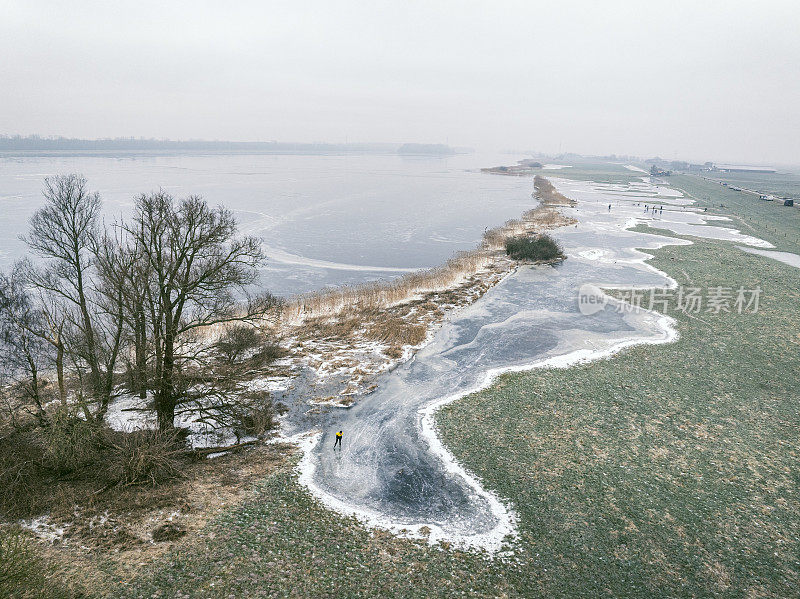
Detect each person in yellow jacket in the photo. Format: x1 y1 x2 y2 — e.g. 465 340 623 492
333 430 343 450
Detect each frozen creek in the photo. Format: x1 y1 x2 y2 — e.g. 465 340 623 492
292 176 773 552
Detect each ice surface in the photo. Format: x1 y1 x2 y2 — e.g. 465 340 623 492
0 152 536 296
295 176 773 552
738 246 800 269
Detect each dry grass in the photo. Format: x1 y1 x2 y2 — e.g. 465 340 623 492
533 175 577 206
12 441 292 596
280 252 494 324
365 317 428 346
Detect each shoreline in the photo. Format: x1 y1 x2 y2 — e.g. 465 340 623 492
293 167 783 553
263 175 577 407
293 174 700 553
9 173 577 554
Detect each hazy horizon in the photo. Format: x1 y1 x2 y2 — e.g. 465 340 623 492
2 1 799 165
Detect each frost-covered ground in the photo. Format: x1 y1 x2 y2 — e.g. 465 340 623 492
294 176 776 552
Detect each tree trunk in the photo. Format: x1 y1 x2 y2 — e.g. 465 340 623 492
56 338 66 404
75 263 102 395
97 293 125 421
27 358 46 426
157 307 176 431
135 313 147 399
156 392 175 431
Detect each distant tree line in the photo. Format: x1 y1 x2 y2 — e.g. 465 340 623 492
396 143 456 156
0 174 280 432
0 135 457 155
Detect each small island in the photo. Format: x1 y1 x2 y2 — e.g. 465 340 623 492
481 158 543 176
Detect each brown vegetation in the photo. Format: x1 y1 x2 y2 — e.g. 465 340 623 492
268 176 576 404
0 414 189 521
533 174 576 206
1 441 291 597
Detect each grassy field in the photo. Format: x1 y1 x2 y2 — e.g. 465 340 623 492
437 233 800 596
669 173 800 254
56 172 800 597
700 168 800 203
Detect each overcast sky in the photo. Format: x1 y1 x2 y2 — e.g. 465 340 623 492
2 0 798 164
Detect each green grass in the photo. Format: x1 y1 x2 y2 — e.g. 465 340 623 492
110 170 800 598
538 160 645 185
0 528 79 599
669 173 800 253
119 461 513 598
438 233 800 596
699 168 800 201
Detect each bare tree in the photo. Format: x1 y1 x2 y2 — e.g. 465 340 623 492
97 232 149 399
0 272 53 425
20 175 127 418
5 176 280 436
11 261 68 405
21 175 103 397
125 192 278 430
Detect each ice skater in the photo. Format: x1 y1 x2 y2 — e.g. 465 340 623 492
333 430 343 450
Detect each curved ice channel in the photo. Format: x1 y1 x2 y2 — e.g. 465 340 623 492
295 177 771 552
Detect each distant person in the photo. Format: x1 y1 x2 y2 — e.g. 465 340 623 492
333 430 343 450
608 204 611 210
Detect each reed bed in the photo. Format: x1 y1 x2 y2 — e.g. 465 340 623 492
533 175 576 206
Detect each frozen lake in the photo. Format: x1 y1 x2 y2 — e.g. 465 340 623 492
0 152 532 296
295 176 774 552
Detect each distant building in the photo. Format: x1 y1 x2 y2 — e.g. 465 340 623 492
649 165 671 177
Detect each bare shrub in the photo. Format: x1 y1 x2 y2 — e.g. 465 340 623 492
0 431 47 518
0 528 43 596
102 428 186 487
0 527 77 598
214 325 286 371
505 234 565 262
233 392 275 437
40 409 102 475
215 325 261 364
252 343 287 366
